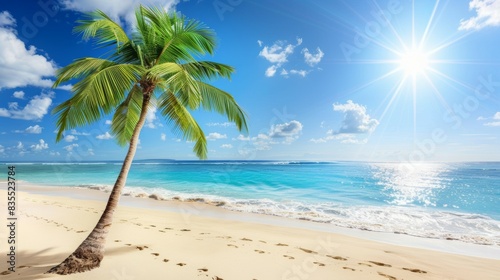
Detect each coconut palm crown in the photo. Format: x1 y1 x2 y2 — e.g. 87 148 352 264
48 6 247 275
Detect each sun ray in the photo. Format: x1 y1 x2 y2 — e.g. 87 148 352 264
419 0 441 49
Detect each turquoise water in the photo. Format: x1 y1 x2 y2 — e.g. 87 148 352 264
6 160 500 245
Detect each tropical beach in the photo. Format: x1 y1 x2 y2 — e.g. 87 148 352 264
2 1 500 279
1 182 500 280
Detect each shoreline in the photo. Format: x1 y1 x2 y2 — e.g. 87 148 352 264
16 182 500 260
1 183 499 279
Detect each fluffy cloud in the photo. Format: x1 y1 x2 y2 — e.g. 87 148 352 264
269 120 303 139
0 92 53 120
145 107 158 128
0 11 15 26
302 47 324 66
16 142 24 150
161 133 166 141
64 135 78 142
63 143 79 152
483 111 500 126
31 139 48 151
96 132 113 140
206 132 227 140
333 100 379 134
13 91 25 99
258 38 324 78
259 38 302 77
221 144 233 149
59 0 179 27
234 120 302 152
0 12 57 89
265 65 279 77
459 0 500 30
0 145 4 154
25 125 43 134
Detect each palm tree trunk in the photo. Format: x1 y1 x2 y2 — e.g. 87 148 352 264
47 94 152 275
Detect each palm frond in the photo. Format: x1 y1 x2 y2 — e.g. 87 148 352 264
158 90 207 159
111 85 143 146
74 10 129 47
196 81 248 132
181 61 234 81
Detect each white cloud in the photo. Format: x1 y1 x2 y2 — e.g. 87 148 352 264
0 145 4 154
206 132 227 141
88 149 94 156
0 12 57 89
257 40 263 47
221 144 233 149
59 0 179 28
302 47 324 66
289 69 308 77
96 132 113 140
0 11 15 26
50 151 61 156
0 92 53 120
31 139 48 151
25 125 43 134
265 65 278 77
63 143 79 152
270 120 303 139
145 107 157 128
64 135 78 142
16 142 24 150
161 133 166 141
333 100 379 134
105 120 112 125
459 0 500 30
234 134 250 141
479 112 500 126
13 91 25 99
70 129 90 136
259 38 302 78
206 122 234 127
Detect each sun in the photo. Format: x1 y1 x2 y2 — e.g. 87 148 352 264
398 48 429 76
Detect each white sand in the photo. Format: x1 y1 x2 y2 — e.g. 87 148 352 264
1 184 499 280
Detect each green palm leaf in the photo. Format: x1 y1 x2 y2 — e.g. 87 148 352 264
158 90 207 159
111 85 143 146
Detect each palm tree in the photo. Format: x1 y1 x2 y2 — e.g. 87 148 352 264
47 6 247 275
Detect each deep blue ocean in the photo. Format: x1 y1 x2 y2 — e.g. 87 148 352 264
6 160 500 245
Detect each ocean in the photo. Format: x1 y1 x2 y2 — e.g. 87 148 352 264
6 160 500 246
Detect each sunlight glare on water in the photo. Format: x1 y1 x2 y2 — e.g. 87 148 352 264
370 163 451 207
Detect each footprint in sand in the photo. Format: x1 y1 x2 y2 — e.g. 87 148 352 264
259 240 267 243
369 261 392 267
213 277 223 280
327 255 347 261
176 263 186 266
299 248 318 254
241 238 252 241
159 230 166 233
358 262 372 267
0 271 10 275
283 255 295 259
254 250 265 254
275 243 288 246
151 253 159 256
180 229 191 232
163 259 169 262
378 272 397 280
403 268 427 274
198 268 208 272
227 244 238 248
114 240 121 242
342 267 356 271
313 262 325 267
136 246 145 250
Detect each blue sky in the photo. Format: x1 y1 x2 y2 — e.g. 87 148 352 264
0 0 499 162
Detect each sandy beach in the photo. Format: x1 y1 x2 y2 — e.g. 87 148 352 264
1 184 499 280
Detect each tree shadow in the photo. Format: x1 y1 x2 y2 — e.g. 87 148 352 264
1 246 137 279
